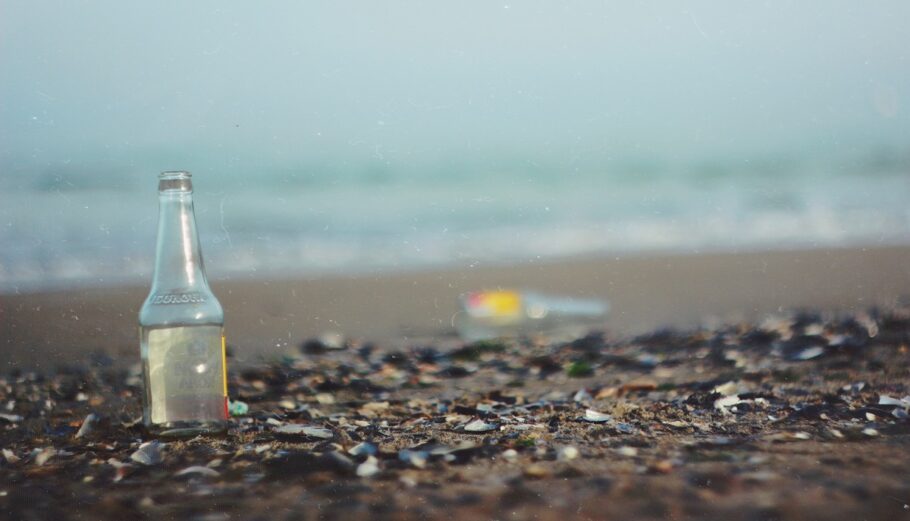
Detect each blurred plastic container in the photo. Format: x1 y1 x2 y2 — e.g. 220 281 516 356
454 290 609 342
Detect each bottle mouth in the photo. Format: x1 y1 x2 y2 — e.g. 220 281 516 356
158 171 193 192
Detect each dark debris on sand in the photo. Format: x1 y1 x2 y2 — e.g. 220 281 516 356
2 307 910 520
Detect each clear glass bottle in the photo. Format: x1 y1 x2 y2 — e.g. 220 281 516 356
139 171 228 438
454 290 609 342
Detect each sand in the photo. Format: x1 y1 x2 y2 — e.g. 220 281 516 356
2 245 909 369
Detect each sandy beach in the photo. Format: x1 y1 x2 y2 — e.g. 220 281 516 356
2 245 909 369
1 251 909 519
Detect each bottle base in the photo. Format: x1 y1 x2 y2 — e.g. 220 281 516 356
147 420 228 439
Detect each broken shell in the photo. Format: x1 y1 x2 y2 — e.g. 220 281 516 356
130 441 162 466
274 424 334 440
463 419 499 433
348 442 378 457
582 409 611 423
356 456 380 478
75 413 100 439
175 466 220 478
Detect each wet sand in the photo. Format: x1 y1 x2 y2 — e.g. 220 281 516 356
2 245 909 369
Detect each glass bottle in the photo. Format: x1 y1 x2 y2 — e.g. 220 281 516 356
454 290 609 342
139 171 228 437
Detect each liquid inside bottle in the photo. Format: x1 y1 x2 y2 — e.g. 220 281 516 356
139 171 228 438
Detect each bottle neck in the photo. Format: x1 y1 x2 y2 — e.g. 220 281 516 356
151 191 208 292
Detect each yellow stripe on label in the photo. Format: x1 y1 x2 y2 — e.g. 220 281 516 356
221 334 228 397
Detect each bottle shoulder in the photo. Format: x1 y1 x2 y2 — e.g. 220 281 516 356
139 285 224 327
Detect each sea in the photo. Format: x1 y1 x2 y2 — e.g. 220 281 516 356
1 148 908 293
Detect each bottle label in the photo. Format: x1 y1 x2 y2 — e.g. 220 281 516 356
464 291 522 319
150 292 208 305
147 325 227 424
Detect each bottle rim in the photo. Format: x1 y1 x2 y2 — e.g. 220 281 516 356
159 171 192 180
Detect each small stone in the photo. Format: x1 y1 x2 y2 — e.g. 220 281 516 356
315 393 335 405
650 459 674 474
558 446 579 461
130 441 162 466
615 446 638 457
502 449 519 462
523 464 549 479
0 413 23 423
356 456 380 477
862 428 879 437
359 402 390 414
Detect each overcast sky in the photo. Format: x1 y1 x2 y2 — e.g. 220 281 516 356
1 1 908 179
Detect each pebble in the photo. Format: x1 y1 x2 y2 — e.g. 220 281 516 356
558 446 579 461
615 446 638 457
523 464 549 479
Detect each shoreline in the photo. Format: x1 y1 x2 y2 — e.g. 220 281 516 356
2 244 909 369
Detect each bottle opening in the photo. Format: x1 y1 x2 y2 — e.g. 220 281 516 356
159 171 193 192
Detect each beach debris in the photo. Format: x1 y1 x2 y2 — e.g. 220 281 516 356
0 303 909 518
229 400 249 416
566 361 594 378
130 441 162 466
348 442 378 457
502 449 519 463
399 449 428 469
714 395 744 411
34 447 56 466
75 413 101 439
615 446 638 457
175 466 220 479
877 395 910 407
558 446 579 461
573 388 593 403
523 464 549 479
463 419 499 433
356 456 380 478
3 449 21 465
582 409 611 423
792 346 825 361
274 424 334 440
